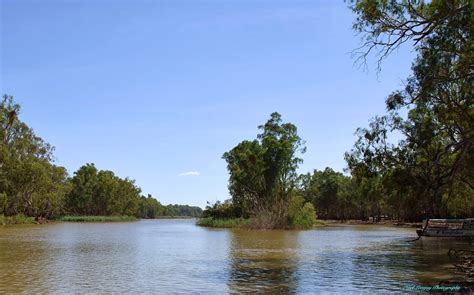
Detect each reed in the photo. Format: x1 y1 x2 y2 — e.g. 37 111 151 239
0 214 36 225
58 215 137 222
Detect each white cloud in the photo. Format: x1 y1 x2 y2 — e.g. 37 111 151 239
178 171 200 177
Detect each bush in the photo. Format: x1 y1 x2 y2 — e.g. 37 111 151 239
288 196 317 229
292 203 317 229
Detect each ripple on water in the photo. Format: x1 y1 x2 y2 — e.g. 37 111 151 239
0 221 471 293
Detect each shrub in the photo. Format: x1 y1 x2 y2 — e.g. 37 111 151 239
292 203 317 229
288 196 317 229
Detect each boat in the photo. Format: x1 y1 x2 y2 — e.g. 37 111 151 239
416 219 474 238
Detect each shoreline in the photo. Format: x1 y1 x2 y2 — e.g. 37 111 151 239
324 219 421 228
196 217 422 230
1 214 199 225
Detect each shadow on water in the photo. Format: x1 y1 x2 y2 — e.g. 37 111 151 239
410 238 474 284
227 229 300 293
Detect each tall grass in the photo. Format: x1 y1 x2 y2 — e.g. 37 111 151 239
197 216 326 229
196 217 250 228
58 215 137 222
0 214 36 225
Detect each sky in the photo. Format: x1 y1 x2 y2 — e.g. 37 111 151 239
1 0 415 208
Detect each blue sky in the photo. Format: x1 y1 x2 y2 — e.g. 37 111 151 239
1 0 414 208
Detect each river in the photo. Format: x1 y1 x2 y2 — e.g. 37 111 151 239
0 219 471 293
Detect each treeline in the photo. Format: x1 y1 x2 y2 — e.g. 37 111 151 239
204 0 473 224
165 204 203 218
298 168 401 221
138 197 202 218
0 95 69 218
66 164 201 218
344 0 473 221
0 95 201 219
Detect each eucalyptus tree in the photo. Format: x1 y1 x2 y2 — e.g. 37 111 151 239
66 163 141 216
222 112 306 226
346 0 473 219
0 95 70 217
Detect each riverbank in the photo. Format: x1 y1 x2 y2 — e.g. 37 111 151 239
324 219 422 228
197 217 251 228
57 215 138 222
1 214 201 225
197 217 421 229
153 216 197 219
0 214 36 225
197 217 327 229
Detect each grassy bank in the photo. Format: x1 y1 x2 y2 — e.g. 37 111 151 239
196 217 251 228
153 216 197 219
57 215 137 222
0 214 37 225
197 217 326 229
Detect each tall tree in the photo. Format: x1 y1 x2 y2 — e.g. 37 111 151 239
66 164 141 216
0 95 69 217
222 112 306 226
346 0 473 220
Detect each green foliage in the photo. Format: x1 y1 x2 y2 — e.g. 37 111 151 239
0 193 7 214
0 95 202 222
0 214 36 225
196 217 249 228
201 199 244 219
164 204 203 217
345 0 474 221
138 196 203 219
299 168 359 220
0 95 70 218
292 203 317 229
65 164 141 216
222 112 306 228
288 195 305 220
138 194 165 218
288 196 317 229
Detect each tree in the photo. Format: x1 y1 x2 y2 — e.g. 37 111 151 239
66 163 98 215
138 194 165 219
164 204 203 217
0 95 69 218
222 112 306 227
298 168 359 220
346 0 474 220
66 164 141 216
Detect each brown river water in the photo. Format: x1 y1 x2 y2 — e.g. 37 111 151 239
0 219 471 293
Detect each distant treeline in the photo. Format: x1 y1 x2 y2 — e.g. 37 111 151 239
0 95 201 219
139 196 202 218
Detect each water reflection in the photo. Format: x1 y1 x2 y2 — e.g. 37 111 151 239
410 238 473 283
228 229 300 293
1 221 473 293
0 225 55 293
